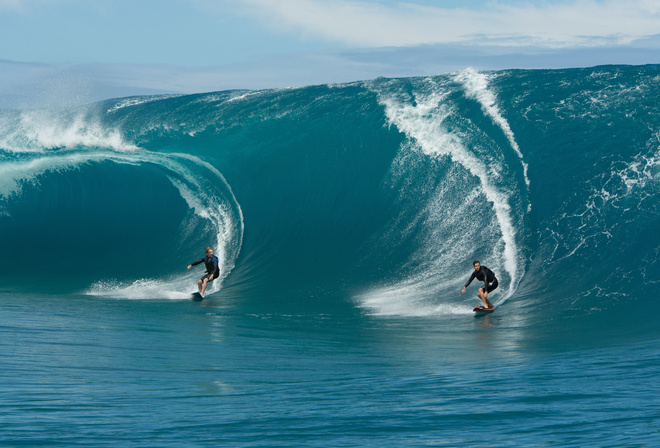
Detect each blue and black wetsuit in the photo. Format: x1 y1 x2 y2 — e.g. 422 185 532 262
191 255 220 281
464 266 498 293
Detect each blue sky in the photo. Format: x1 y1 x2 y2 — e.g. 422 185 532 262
1 0 659 107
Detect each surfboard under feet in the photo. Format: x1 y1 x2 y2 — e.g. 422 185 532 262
473 306 494 313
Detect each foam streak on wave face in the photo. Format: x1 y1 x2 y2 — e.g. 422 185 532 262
455 68 531 192
367 78 523 313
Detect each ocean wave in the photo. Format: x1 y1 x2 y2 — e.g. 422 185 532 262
1 65 658 327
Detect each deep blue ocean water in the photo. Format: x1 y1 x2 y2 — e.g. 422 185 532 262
1 65 659 446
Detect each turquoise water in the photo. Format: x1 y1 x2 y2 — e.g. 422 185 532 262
1 65 659 446
3 294 659 446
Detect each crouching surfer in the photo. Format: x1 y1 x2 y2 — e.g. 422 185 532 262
461 260 497 309
187 247 220 298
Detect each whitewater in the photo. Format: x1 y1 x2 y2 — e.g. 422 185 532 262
1 65 659 447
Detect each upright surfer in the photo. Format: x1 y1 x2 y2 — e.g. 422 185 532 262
187 247 220 298
462 260 497 309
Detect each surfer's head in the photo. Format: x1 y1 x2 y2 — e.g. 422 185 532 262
206 247 213 256
473 260 481 270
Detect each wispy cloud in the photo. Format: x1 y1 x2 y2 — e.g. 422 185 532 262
0 0 67 13
0 0 24 11
237 0 660 48
2 0 659 107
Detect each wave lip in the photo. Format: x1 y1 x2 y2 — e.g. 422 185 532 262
0 108 138 154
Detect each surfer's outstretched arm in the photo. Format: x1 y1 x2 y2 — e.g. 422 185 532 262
188 259 204 269
463 271 477 294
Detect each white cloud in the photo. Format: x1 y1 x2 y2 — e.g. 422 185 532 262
0 0 23 11
238 0 660 48
0 0 77 13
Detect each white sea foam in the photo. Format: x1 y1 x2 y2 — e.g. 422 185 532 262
0 109 138 153
546 143 659 263
86 278 194 301
225 90 271 103
357 265 479 316
359 282 473 316
617 146 659 194
106 94 182 113
362 78 525 315
383 85 520 290
454 68 531 191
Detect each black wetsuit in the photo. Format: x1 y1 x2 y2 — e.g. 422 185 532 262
191 255 220 281
464 266 498 293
